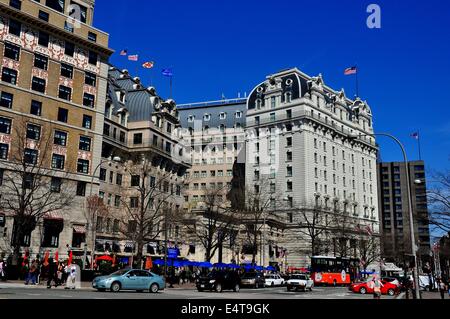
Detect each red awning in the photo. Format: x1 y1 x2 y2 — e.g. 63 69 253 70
96 255 114 262
44 211 64 220
73 225 86 234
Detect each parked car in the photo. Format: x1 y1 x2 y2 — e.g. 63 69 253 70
349 279 399 296
196 270 241 293
265 274 285 287
92 269 165 293
240 272 266 289
286 274 314 292
382 277 400 287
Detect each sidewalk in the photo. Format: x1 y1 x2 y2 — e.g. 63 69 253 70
0 280 92 289
395 290 450 300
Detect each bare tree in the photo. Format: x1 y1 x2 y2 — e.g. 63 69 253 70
329 202 358 258
0 118 75 266
291 201 333 257
426 170 450 233
184 185 238 262
118 158 181 268
355 226 381 272
83 195 110 268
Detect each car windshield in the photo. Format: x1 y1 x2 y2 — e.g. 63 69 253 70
110 269 129 276
290 275 307 280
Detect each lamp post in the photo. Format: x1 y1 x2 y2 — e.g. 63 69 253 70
349 132 421 299
85 156 121 270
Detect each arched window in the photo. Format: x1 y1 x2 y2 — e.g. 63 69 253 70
285 92 292 103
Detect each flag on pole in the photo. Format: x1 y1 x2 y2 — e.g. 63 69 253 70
365 225 373 236
54 251 59 263
411 132 419 140
128 54 139 61
162 68 173 77
142 61 154 69
344 66 358 75
68 250 73 266
120 49 128 56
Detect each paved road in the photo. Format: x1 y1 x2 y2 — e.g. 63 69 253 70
0 284 396 300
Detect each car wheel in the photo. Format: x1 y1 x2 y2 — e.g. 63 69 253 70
150 283 159 293
387 289 395 296
271 282 275 287
360 287 367 295
110 282 121 293
215 283 223 293
233 284 240 293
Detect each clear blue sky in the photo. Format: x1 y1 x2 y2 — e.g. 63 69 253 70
94 0 450 173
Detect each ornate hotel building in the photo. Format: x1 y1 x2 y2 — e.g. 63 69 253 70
245 68 381 269
0 0 113 262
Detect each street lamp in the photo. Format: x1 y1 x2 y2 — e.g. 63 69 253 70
349 132 421 299
84 156 121 270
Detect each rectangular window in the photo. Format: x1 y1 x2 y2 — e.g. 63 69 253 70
134 133 143 145
26 124 41 140
79 136 91 151
270 113 276 121
51 154 65 170
53 130 67 146
130 197 139 208
24 149 38 164
8 19 21 36
46 0 65 13
60 63 73 78
83 93 95 107
99 168 106 181
4 43 20 60
32 77 46 93
131 175 140 187
271 96 276 108
0 117 12 134
85 72 97 86
50 177 62 193
119 131 125 143
0 92 13 109
38 32 49 47
114 195 121 207
38 10 50 22
10 0 21 10
34 54 48 70
30 100 42 116
77 159 90 174
287 166 293 177
65 41 74 57
2 68 18 85
76 181 86 197
58 86 72 101
82 115 92 129
88 51 97 65
57 108 68 123
0 143 9 160
88 32 97 42
116 173 123 186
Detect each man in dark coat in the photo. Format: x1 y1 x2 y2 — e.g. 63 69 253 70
47 259 58 288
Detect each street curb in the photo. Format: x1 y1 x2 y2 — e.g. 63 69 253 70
395 292 406 299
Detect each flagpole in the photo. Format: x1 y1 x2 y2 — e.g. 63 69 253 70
418 131 422 161
169 75 173 99
355 66 359 98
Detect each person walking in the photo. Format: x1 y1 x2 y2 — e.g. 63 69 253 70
0 259 5 282
369 276 384 299
47 259 58 289
25 260 38 285
438 279 446 300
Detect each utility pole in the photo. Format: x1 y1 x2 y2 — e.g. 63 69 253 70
164 206 168 279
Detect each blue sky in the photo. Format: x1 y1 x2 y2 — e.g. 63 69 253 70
94 0 450 173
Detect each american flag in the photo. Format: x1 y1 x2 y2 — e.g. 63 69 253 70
119 49 128 56
128 54 139 61
142 61 154 69
344 66 357 75
411 132 419 140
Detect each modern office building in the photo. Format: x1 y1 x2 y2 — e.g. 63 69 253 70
0 0 113 262
377 161 431 268
245 68 381 269
177 98 247 263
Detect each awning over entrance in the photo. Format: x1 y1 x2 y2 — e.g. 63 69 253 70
73 225 86 234
44 211 64 220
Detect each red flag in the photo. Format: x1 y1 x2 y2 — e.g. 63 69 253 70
112 255 116 266
68 251 73 266
54 251 59 263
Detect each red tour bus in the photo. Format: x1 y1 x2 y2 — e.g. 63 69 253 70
310 256 360 286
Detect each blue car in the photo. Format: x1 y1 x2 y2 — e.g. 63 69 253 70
92 269 165 293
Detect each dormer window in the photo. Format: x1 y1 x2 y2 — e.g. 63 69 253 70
105 102 112 119
256 99 262 109
119 91 125 103
219 112 226 120
235 111 242 119
203 114 211 121
271 96 276 109
285 92 292 103
188 115 195 122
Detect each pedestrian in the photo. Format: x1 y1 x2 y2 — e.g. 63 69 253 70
369 275 384 299
65 265 77 290
0 258 5 282
47 259 58 288
438 279 446 300
23 261 30 284
25 260 38 285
